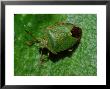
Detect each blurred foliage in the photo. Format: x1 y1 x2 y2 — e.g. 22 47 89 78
14 14 97 76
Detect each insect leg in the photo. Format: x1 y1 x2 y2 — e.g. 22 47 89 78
39 48 43 63
25 29 40 43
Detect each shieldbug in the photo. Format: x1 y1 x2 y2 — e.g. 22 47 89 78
25 22 82 62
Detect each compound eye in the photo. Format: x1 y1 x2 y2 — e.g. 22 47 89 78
71 26 82 39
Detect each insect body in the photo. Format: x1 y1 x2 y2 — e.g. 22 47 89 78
39 26 78 54
25 22 82 61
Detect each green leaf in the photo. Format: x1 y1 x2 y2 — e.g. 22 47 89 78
14 14 97 76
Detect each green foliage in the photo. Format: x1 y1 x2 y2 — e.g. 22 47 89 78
14 14 97 76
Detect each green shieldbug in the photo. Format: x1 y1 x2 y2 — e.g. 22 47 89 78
25 22 82 62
